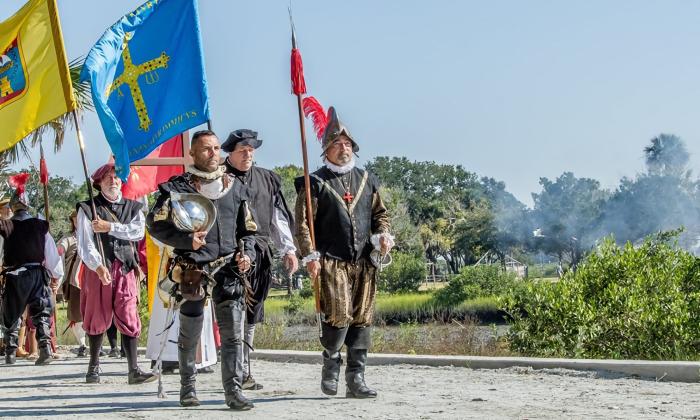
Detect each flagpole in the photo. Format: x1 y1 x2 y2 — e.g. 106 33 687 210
39 142 50 224
39 140 59 355
71 110 106 266
289 12 322 337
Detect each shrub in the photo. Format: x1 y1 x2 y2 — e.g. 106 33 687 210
284 292 305 316
298 277 314 299
503 234 700 360
433 265 517 307
378 252 427 293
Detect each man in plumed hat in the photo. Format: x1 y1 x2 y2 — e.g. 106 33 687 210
147 130 257 410
1 173 63 365
222 129 298 390
294 106 394 399
75 163 155 384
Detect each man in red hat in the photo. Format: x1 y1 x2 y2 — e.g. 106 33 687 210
1 173 63 365
75 163 154 384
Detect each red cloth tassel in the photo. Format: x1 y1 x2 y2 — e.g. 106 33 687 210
291 48 307 95
40 157 49 185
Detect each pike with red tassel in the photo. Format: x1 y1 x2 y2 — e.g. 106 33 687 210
288 9 323 339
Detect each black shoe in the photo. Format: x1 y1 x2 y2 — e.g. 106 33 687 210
180 386 200 407
86 365 100 383
225 389 254 410
120 349 126 358
99 349 107 357
5 350 16 365
242 375 263 390
128 368 157 385
108 347 120 358
77 345 87 358
35 346 53 366
197 365 215 374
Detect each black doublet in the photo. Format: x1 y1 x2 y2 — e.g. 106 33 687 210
225 161 295 324
146 173 256 304
77 194 142 274
295 167 379 262
0 211 49 268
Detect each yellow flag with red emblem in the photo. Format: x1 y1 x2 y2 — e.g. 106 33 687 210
0 0 75 151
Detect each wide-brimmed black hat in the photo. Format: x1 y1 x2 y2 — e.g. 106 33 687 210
222 129 263 152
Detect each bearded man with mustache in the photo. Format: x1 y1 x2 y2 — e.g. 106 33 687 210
294 107 395 399
76 163 155 385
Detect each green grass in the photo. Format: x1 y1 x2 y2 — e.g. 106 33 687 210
264 292 503 325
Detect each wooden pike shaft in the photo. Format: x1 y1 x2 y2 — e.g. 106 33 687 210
291 18 322 331
71 110 107 266
39 143 50 224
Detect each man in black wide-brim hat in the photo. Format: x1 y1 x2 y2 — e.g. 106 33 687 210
222 128 298 390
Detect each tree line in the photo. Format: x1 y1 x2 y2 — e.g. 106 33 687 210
2 133 698 277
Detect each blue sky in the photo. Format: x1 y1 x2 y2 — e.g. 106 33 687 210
3 0 700 206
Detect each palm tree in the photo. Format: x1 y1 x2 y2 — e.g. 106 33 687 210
0 57 93 163
643 134 690 177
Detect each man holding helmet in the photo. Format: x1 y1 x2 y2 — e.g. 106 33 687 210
147 130 257 410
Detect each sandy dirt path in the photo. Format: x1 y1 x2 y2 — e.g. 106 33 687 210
1 353 699 419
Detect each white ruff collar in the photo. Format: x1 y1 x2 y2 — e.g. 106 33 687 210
187 164 226 180
324 159 355 174
101 191 122 203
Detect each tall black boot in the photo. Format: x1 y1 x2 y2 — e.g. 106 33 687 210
178 314 204 407
320 322 348 396
86 333 103 383
345 349 377 399
216 299 253 411
321 350 343 395
4 318 20 365
33 311 53 366
123 335 156 385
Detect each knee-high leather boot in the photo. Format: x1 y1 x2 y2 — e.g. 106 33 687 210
345 326 376 399
3 318 21 365
178 313 204 407
216 299 253 411
320 322 348 396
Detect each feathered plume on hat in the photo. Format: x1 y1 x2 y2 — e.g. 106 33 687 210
8 172 30 209
302 96 358 153
302 96 329 141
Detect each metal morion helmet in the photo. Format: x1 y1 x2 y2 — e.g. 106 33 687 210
302 97 359 154
169 192 217 233
321 106 358 153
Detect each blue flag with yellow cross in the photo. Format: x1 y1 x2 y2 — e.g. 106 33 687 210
81 0 209 180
